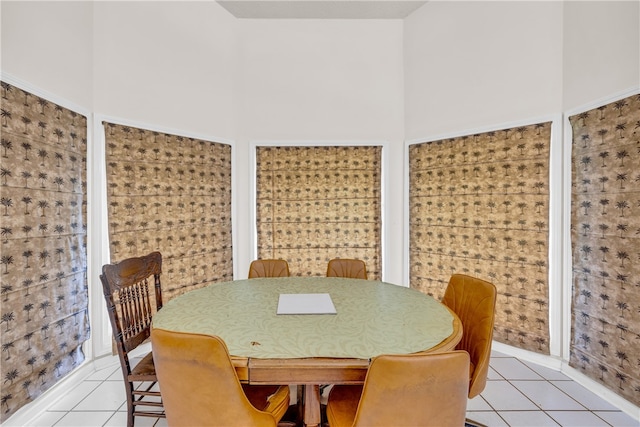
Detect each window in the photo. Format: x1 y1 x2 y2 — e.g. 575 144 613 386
255 145 382 278
104 123 233 299
409 123 551 354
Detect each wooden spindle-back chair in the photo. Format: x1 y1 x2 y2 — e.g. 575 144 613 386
100 251 165 427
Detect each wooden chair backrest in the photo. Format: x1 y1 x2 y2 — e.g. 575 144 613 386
100 251 163 356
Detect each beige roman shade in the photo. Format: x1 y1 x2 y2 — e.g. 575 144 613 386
104 123 233 300
255 145 382 278
569 93 640 407
409 123 552 354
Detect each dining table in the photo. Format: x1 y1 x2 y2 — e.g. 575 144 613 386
152 276 462 427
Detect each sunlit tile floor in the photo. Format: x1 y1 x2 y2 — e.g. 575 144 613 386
18 350 640 427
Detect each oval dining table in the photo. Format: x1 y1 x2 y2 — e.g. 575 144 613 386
152 276 462 427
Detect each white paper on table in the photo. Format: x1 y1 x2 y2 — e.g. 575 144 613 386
277 293 337 315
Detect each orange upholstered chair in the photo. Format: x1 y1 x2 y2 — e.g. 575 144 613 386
248 259 290 278
151 328 290 427
326 258 367 280
442 273 497 398
326 351 470 427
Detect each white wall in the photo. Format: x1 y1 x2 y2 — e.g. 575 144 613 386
2 0 242 359
403 0 566 356
1 2 408 364
235 19 405 283
403 1 564 139
563 1 640 110
92 1 238 138
1 1 93 108
402 0 639 411
2 0 640 421
90 1 240 356
89 8 409 286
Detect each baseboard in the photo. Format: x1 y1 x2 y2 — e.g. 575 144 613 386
2 355 119 426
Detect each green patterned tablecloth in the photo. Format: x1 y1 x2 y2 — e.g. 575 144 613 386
153 277 454 360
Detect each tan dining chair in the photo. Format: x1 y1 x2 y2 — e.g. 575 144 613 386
151 328 291 427
442 273 497 399
248 259 291 278
326 351 470 427
326 258 367 280
100 251 165 427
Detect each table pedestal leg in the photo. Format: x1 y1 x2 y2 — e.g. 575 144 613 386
303 384 321 427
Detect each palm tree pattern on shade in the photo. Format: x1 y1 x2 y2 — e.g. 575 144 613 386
103 122 233 301
409 122 551 354
569 93 640 407
0 81 90 421
255 146 382 278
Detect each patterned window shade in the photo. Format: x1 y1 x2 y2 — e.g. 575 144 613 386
255 146 382 278
409 123 551 354
0 81 90 421
569 93 640 407
104 123 233 300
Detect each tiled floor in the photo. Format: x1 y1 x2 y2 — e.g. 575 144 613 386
18 350 640 427
467 352 638 427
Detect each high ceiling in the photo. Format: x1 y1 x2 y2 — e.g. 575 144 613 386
216 0 429 19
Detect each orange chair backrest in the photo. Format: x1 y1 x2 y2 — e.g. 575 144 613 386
151 328 279 427
326 258 367 280
353 351 469 426
248 259 290 278
442 274 497 398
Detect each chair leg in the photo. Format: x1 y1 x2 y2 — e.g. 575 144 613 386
464 417 488 427
131 382 165 422
296 385 304 426
125 382 135 427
